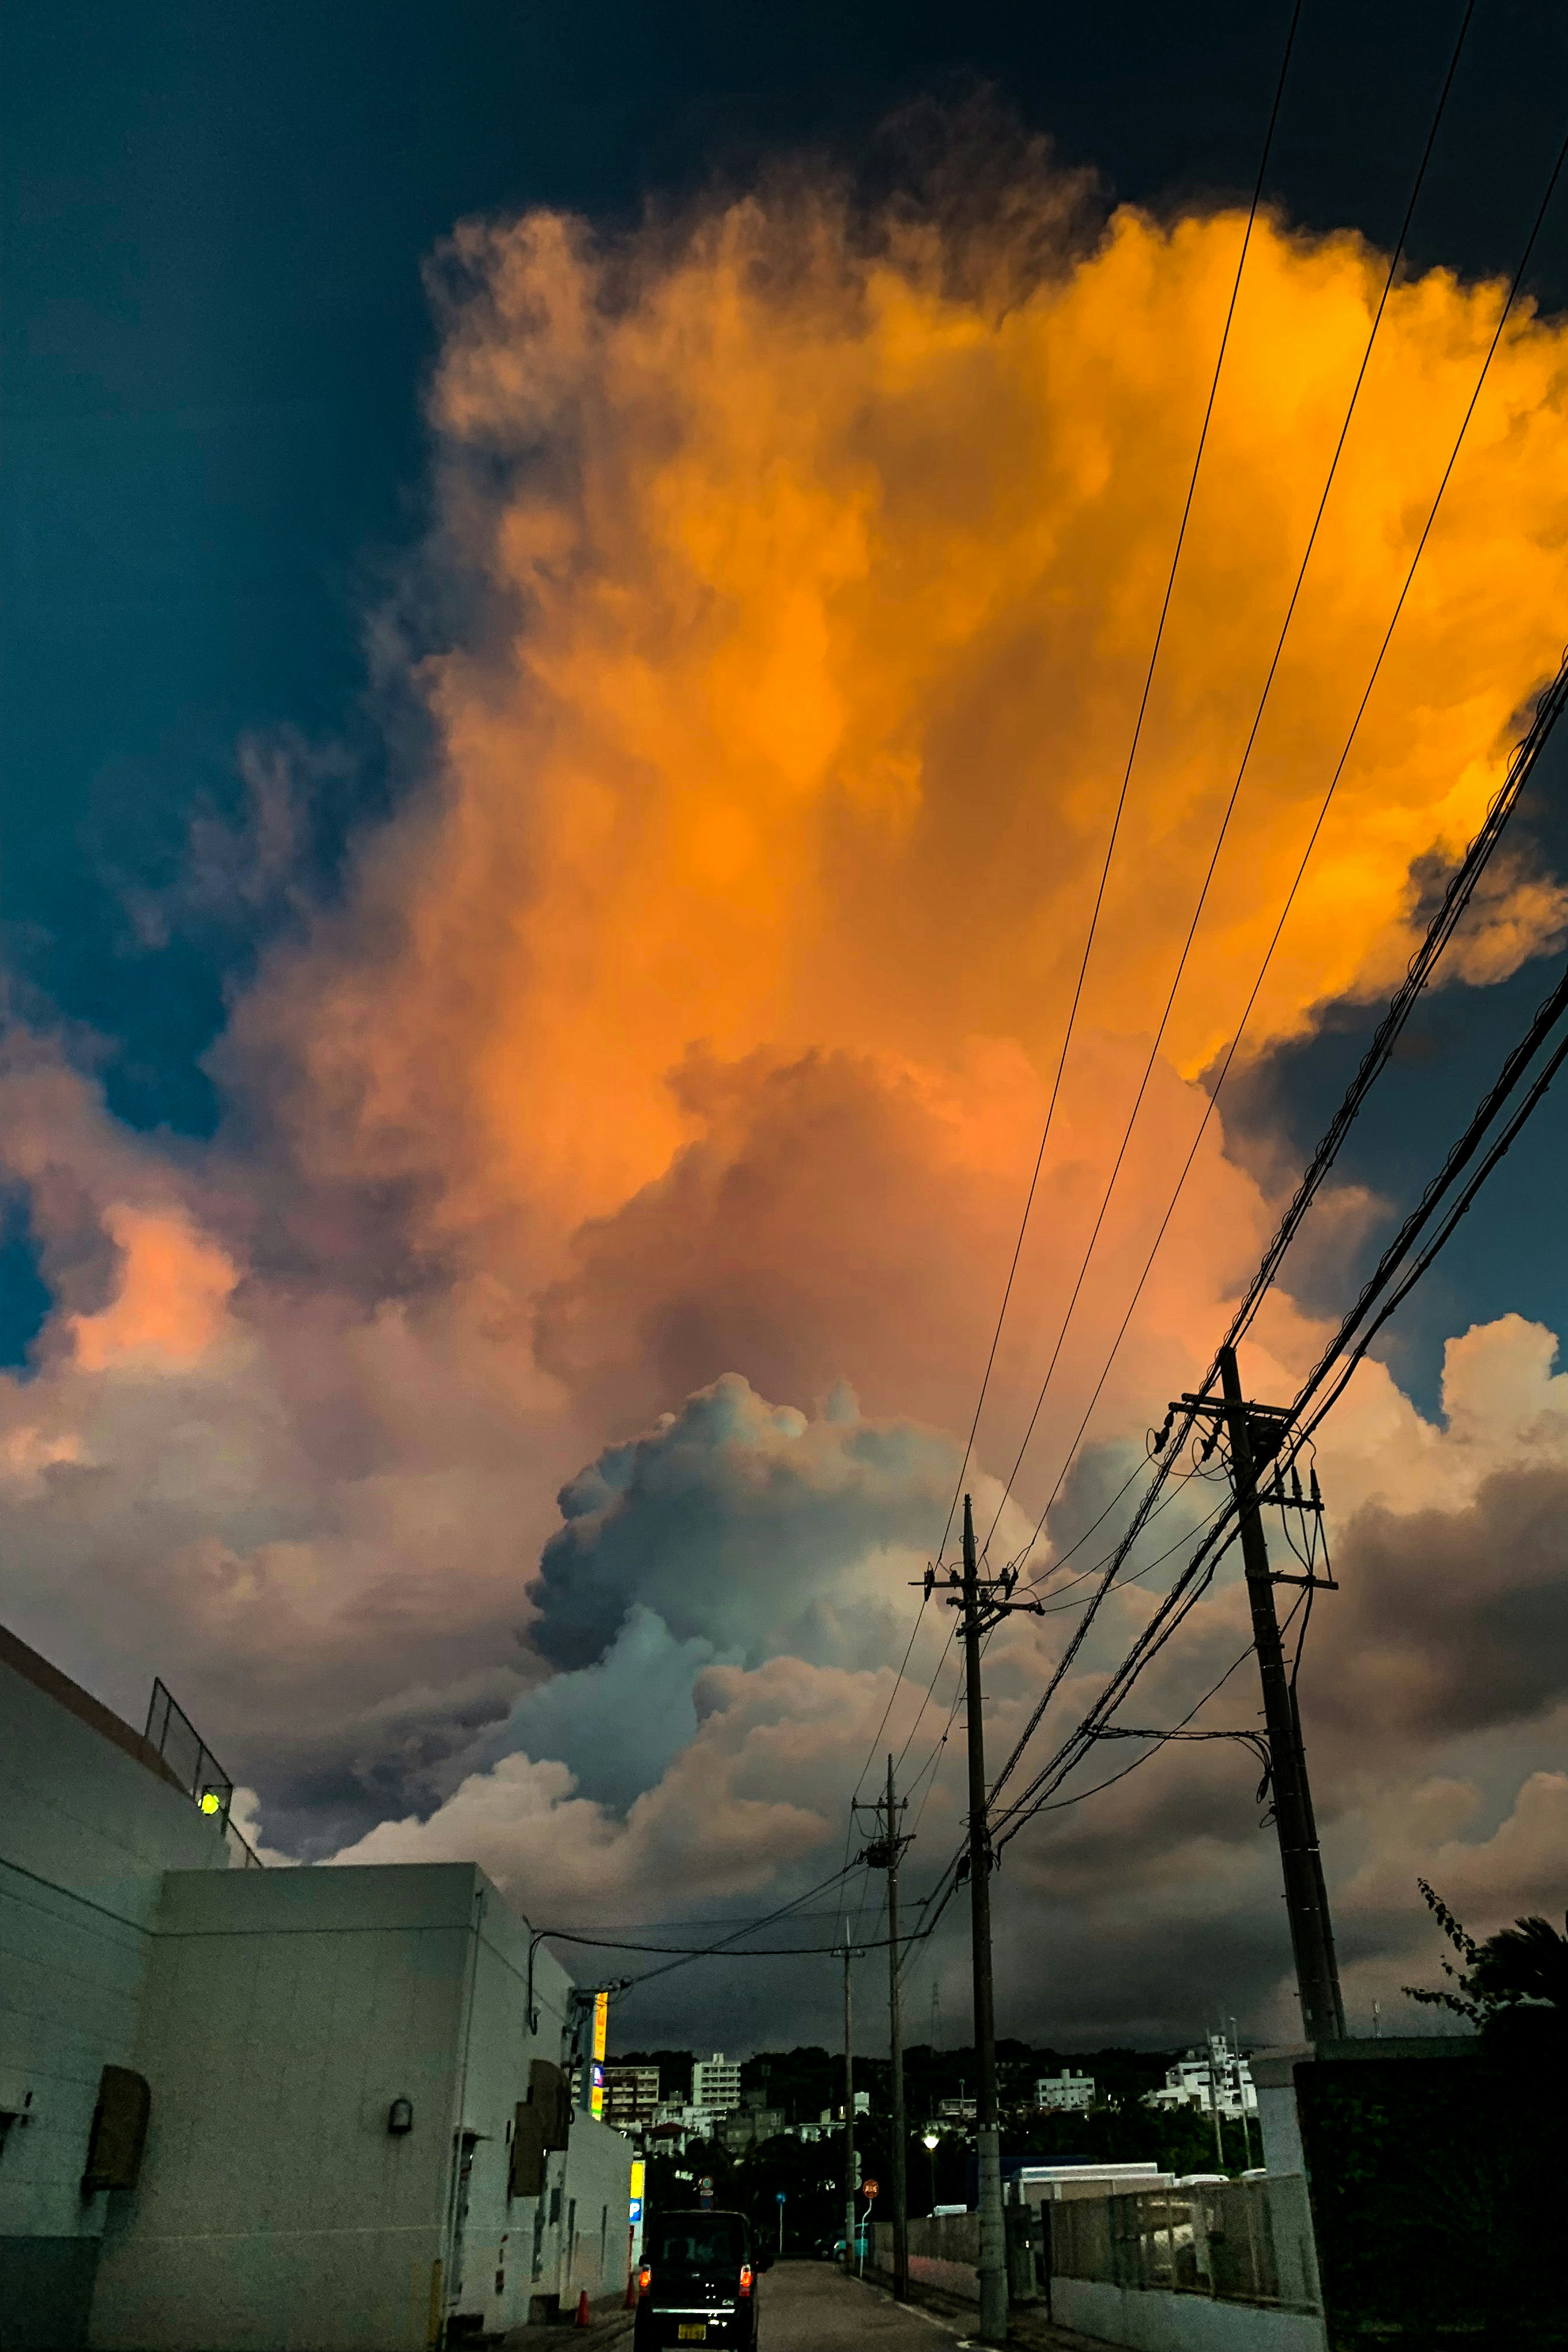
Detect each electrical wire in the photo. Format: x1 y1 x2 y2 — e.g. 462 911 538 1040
987 632 1568 1814
1000 118 1568 1586
981 0 1479 1564
558 1860 860 1996
929 0 1306 1576
992 939 1568 1851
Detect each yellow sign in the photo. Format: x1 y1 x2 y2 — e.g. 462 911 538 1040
592 1990 608 2062
630 2161 646 2198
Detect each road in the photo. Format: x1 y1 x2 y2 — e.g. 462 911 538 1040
760 2261 967 2352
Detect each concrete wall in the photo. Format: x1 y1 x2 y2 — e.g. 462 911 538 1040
89 1864 481 2352
86 1862 629 2352
900 2210 980 2302
419 1871 627 2334
557 2116 637 2310
1051 2278 1327 2352
0 1637 229 2351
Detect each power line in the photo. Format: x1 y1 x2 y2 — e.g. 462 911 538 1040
988 627 1568 1809
980 0 1479 1558
998 97 1568 1613
928 0 1306 1576
989 935 1568 1851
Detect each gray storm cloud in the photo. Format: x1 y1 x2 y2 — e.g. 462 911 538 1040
528 1372 963 1673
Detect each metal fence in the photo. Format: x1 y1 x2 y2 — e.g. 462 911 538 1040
1050 2177 1320 2313
144 1675 262 1866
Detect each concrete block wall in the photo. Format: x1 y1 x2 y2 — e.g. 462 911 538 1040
0 1641 229 2352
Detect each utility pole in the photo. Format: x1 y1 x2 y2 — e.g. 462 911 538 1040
864 1757 911 2300
842 1942 856 2273
1231 2016 1253 2169
925 1495 1044 2346
1179 1350 1345 2044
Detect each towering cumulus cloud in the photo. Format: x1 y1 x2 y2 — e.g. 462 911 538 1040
5 146 1568 2037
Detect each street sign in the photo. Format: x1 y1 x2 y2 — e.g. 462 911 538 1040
863 2181 879 2198
699 2175 714 2209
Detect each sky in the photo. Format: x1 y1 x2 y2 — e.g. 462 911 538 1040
4 0 1568 2058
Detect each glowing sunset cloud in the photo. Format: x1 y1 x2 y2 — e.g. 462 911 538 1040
241 178 1568 1274
4 150 1568 2042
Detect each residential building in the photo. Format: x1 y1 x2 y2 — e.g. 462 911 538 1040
0 1619 637 2352
690 2054 742 2115
937 2096 977 2123
1036 2070 1096 2112
1145 2034 1258 2118
602 2068 659 2135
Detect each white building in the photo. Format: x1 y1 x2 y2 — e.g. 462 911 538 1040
690 2054 742 2114
1145 2034 1258 2118
1036 2070 1096 2112
0 1619 636 2352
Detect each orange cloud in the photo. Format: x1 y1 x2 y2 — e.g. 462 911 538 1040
69 1205 238 1373
236 178 1568 1275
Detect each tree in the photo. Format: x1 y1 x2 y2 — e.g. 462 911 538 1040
1403 1879 1568 2024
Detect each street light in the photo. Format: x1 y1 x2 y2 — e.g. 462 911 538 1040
922 2131 939 2214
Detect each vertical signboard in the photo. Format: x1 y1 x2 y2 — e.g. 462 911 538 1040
590 1990 608 2118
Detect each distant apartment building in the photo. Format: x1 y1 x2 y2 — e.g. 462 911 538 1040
601 2067 659 2134
1146 2036 1258 2117
691 2054 742 2115
1036 2069 1096 2112
937 2096 977 2122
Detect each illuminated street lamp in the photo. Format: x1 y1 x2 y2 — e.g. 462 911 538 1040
922 2130 940 2212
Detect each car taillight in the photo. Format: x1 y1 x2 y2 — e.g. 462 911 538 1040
739 2265 753 2299
638 2265 652 2299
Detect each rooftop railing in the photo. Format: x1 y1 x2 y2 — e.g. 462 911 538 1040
144 1675 262 1867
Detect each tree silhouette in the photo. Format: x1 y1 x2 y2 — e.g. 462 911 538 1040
1404 1879 1568 2022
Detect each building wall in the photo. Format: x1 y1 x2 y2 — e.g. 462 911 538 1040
85 1861 632 2352
557 2116 636 2310
690 2058 740 2114
0 1637 229 2352
88 1863 481 2352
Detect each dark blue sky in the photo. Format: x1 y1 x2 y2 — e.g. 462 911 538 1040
5 0 1568 1396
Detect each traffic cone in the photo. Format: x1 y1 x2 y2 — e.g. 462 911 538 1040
574 2290 591 2329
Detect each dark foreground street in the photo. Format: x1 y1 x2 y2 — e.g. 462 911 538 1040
760 2262 967 2352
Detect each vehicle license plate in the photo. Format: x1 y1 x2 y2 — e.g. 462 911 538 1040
677 2328 706 2342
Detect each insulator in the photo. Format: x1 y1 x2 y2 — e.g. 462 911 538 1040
1290 1463 1304 1504
1310 1463 1322 1508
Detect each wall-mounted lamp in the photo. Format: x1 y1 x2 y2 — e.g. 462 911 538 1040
388 2098 414 2136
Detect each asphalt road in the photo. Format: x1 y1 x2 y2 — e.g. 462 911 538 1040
759 2262 968 2352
